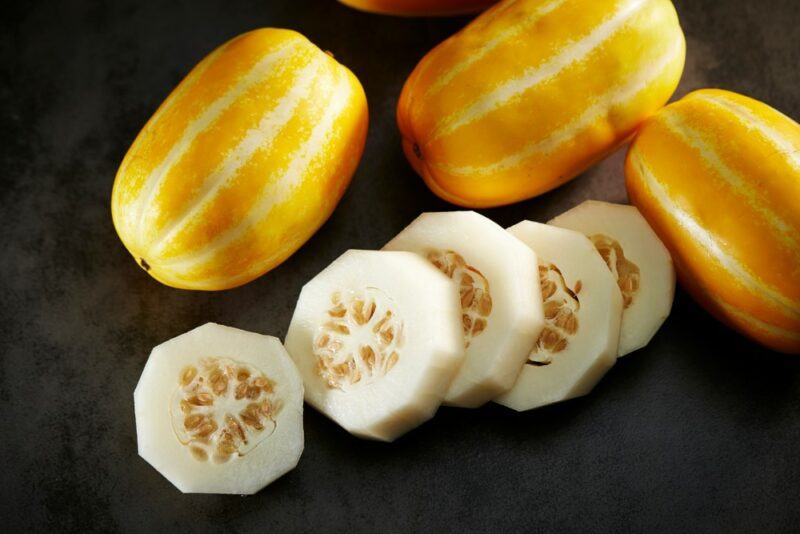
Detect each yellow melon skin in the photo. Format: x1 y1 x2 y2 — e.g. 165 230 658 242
338 0 497 16
111 28 368 290
397 0 685 207
625 89 800 354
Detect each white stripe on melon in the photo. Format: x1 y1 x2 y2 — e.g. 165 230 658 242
629 151 800 319
433 35 684 177
132 39 302 244
427 0 646 142
149 58 326 255
661 112 799 250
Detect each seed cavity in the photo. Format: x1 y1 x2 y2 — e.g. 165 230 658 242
314 288 404 391
169 358 282 463
528 263 580 366
591 234 640 309
426 250 492 348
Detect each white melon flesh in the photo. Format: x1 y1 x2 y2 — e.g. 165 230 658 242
383 211 544 408
134 323 304 494
284 250 464 441
548 200 675 356
495 222 622 412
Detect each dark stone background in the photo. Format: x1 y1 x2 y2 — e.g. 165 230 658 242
1 0 799 532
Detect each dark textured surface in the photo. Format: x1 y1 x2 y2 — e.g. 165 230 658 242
1 0 799 532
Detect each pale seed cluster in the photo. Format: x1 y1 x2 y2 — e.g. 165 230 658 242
591 234 640 309
170 357 281 463
427 250 492 348
314 289 403 391
529 263 581 366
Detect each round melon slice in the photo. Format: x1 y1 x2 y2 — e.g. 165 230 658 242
549 200 676 356
383 211 544 408
134 322 304 494
284 250 464 441
495 222 622 412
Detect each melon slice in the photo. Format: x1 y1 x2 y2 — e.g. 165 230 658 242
549 200 675 356
134 323 304 494
495 222 622 411
383 211 544 408
284 249 464 441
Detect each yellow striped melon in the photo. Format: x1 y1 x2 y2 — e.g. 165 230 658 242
111 28 368 290
625 89 800 354
338 0 497 16
397 0 686 207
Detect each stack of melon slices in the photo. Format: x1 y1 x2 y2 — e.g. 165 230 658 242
134 200 675 494
287 200 675 431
